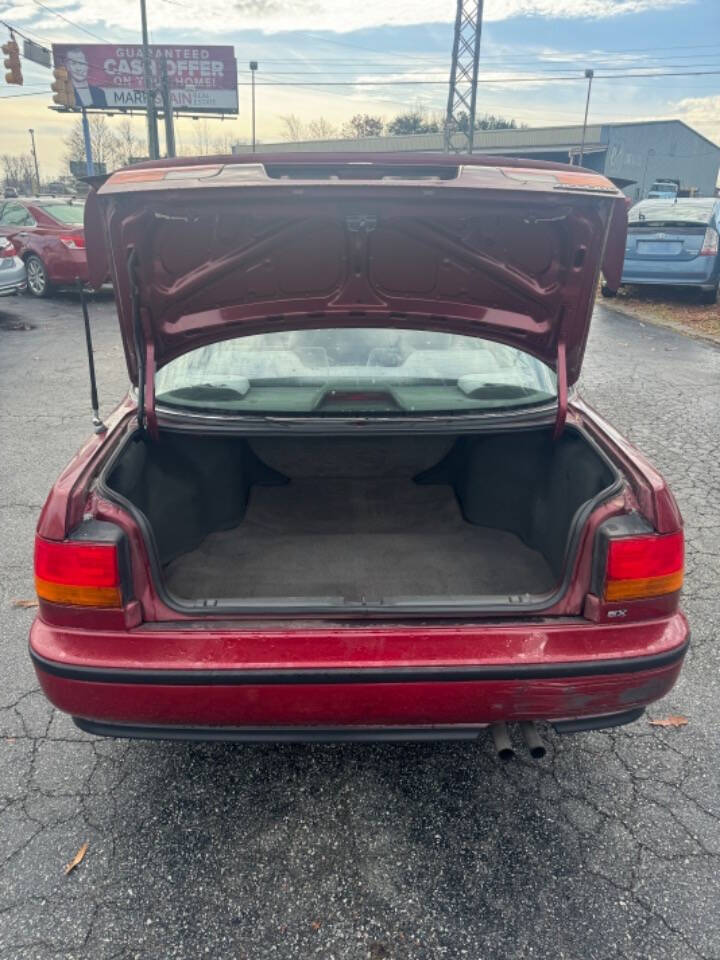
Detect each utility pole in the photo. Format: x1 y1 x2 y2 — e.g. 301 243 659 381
249 61 258 153
140 0 160 160
579 68 594 167
80 109 95 175
444 0 484 153
159 58 175 157
28 128 40 192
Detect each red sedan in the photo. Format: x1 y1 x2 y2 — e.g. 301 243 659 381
29 154 688 756
0 196 87 297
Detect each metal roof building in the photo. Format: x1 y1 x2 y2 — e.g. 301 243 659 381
232 120 720 200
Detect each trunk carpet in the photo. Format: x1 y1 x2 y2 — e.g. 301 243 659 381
163 480 556 601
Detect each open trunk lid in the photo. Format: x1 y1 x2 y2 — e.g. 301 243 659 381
85 153 627 405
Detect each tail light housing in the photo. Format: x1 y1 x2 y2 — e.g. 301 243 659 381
593 516 684 605
59 234 85 250
699 226 719 257
34 522 131 608
605 531 684 601
0 236 16 258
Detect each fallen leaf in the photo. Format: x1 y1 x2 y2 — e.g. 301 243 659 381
11 598 38 608
311 921 322 931
64 841 89 875
648 715 689 728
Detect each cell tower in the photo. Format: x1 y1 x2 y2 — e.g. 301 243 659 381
444 0 485 153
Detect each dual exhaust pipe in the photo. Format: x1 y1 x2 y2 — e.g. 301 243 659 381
491 722 546 760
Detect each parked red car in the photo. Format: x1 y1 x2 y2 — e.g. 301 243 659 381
29 155 688 754
0 196 86 297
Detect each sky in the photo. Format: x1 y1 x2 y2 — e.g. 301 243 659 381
1 0 719 178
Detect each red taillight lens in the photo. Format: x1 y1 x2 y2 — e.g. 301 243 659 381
605 531 684 601
0 237 16 258
59 234 85 250
700 226 719 257
34 536 122 607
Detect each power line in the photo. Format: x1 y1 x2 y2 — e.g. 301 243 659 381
27 0 110 43
236 69 720 87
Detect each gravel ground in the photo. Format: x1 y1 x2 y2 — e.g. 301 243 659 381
1 291 719 960
605 284 720 343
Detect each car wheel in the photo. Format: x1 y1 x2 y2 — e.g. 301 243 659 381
699 285 718 305
600 284 617 298
25 255 52 298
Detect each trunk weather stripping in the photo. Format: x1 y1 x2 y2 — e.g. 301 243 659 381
128 249 158 440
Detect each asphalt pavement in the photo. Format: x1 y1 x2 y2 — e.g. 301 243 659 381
1 291 719 960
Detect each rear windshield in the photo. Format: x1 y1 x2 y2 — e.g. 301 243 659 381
154 328 557 416
35 201 85 225
629 200 717 227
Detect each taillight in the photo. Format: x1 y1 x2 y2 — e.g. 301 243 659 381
35 535 123 608
0 237 16 258
59 234 85 250
700 226 719 256
604 531 684 602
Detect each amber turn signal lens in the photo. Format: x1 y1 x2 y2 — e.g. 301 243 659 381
605 569 684 602
34 576 123 608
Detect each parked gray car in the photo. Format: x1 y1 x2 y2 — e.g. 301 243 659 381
603 198 720 304
0 236 27 296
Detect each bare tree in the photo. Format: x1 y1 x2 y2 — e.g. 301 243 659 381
307 117 338 140
191 120 212 155
1 154 34 193
113 119 145 166
341 114 385 139
212 131 235 154
278 114 307 142
64 115 123 173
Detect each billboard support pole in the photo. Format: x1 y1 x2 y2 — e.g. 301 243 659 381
81 109 95 176
159 59 175 157
139 0 160 160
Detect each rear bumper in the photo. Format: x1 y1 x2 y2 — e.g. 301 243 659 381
621 259 719 288
29 613 689 737
46 249 88 285
0 257 27 295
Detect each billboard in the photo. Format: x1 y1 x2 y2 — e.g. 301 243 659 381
51 44 238 114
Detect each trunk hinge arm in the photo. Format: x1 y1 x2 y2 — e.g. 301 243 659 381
128 248 158 440
553 338 568 441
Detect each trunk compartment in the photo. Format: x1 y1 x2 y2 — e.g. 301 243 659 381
103 427 617 611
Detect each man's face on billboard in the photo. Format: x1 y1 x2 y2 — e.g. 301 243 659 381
66 50 88 83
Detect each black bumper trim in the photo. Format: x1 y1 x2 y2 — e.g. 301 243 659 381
552 707 645 734
73 719 490 742
31 635 689 686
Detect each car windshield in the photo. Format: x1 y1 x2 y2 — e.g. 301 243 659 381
630 200 717 227
154 328 558 416
36 201 85 225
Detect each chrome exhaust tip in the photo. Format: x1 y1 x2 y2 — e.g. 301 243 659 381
520 721 547 759
490 722 515 761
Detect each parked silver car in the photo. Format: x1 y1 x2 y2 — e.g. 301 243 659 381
603 198 720 304
0 236 27 296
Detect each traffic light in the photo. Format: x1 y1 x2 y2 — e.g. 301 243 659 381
51 66 75 108
2 37 22 86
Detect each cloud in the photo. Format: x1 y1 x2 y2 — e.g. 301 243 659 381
4 0 693 36
675 94 720 144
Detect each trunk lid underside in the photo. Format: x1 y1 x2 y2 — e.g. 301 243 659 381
85 155 627 390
